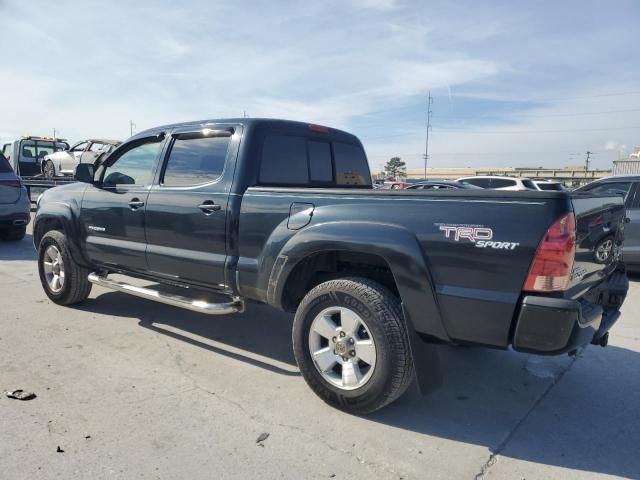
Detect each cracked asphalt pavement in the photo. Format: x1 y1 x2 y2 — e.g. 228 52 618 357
1 226 639 479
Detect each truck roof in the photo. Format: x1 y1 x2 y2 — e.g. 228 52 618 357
134 118 361 143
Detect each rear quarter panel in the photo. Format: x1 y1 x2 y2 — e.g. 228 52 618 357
236 188 570 347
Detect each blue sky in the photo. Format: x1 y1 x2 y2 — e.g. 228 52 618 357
1 0 639 170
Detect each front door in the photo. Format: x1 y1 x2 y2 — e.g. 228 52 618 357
144 125 239 288
80 135 166 271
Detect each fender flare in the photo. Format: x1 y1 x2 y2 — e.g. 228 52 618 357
33 203 90 267
270 221 449 342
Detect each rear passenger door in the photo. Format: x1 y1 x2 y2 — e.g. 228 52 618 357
144 125 241 288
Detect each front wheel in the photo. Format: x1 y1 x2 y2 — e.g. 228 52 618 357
293 277 414 414
38 230 92 305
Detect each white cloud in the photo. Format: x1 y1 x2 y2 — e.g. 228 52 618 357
0 0 638 170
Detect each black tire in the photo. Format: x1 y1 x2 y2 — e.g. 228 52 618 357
43 160 56 179
2 225 26 241
38 230 92 305
293 277 414 414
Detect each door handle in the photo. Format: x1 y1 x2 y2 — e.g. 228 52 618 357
199 201 221 214
128 198 145 210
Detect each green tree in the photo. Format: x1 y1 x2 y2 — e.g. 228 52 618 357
384 157 406 178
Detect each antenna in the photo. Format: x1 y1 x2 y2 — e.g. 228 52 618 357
423 91 433 179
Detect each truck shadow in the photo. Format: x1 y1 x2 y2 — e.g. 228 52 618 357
0 233 36 261
75 289 300 377
370 343 640 479
76 287 640 479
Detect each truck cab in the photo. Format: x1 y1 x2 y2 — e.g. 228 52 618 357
2 136 69 177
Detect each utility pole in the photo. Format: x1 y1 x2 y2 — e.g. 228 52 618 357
52 128 56 138
585 151 592 171
424 91 433 179
243 110 247 118
130 120 136 137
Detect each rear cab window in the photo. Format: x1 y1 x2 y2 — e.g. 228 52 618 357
521 179 537 190
258 130 371 188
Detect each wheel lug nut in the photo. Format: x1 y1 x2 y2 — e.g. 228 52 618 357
332 337 336 343
350 351 356 357
339 331 346 338
349 338 355 344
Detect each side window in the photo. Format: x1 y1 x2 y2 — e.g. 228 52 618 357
35 142 55 159
103 141 162 187
333 142 370 186
0 152 12 173
631 183 640 209
163 135 230 186
308 141 333 183
70 141 89 153
465 178 490 188
21 141 36 159
491 178 516 188
89 142 104 152
582 182 632 198
521 179 537 190
2 144 11 161
259 135 308 185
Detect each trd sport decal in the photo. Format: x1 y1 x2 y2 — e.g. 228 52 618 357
436 223 520 250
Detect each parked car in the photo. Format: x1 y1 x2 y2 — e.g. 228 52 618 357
534 180 567 191
406 180 482 190
2 136 69 177
0 152 30 241
42 139 121 178
33 118 628 414
457 175 540 191
574 176 640 266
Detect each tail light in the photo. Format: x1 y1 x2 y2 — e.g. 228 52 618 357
0 179 21 188
523 212 576 292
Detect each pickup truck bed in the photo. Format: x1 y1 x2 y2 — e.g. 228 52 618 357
33 118 629 413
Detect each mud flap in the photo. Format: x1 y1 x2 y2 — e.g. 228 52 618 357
402 303 443 395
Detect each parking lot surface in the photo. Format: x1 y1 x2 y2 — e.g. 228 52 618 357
1 226 639 479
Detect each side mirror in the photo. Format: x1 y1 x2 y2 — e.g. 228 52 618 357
75 163 95 184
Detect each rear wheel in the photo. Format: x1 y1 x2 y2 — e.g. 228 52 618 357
43 160 55 179
594 236 614 263
38 230 92 305
293 277 413 414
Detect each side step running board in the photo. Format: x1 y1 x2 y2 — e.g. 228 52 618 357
88 272 244 315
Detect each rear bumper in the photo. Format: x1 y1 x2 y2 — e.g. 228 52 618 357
512 271 628 355
0 210 30 228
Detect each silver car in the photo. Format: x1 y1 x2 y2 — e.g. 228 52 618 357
0 152 30 241
42 138 120 178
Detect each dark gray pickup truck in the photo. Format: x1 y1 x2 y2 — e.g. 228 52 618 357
33 118 629 413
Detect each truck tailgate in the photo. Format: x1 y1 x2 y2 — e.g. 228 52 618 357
568 193 626 297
